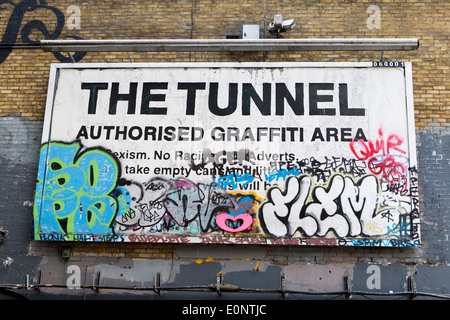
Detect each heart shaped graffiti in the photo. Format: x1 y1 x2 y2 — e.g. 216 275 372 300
216 213 253 233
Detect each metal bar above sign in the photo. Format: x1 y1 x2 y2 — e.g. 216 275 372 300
40 38 419 52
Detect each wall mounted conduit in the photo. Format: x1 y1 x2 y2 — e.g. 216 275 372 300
0 273 449 300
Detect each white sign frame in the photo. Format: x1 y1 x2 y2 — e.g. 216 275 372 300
34 62 420 247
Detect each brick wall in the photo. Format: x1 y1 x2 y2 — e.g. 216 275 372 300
0 0 448 299
0 1 448 129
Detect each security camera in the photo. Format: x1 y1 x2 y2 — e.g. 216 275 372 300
268 14 295 36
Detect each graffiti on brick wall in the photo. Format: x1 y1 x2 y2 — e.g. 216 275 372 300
0 0 85 63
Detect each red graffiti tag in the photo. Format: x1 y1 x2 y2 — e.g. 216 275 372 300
367 155 406 179
349 128 406 161
349 128 408 186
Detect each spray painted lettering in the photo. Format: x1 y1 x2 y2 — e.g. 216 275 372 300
349 128 409 188
113 177 261 235
33 140 418 246
259 174 400 238
34 142 123 240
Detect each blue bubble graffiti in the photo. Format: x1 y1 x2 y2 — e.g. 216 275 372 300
33 141 126 240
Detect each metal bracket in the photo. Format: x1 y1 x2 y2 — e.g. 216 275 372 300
68 52 76 63
216 273 223 296
60 245 71 260
407 275 417 299
153 272 161 294
25 274 31 290
280 273 286 298
344 275 352 300
92 271 100 293
37 269 42 285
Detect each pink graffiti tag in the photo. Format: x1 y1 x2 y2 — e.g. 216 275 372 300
216 213 253 233
349 128 408 185
349 128 406 161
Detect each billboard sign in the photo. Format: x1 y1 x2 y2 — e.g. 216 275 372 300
33 62 419 246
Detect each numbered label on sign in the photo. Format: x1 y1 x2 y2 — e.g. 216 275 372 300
372 61 406 67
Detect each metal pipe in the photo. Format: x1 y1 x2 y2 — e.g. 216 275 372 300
1 283 449 299
0 43 41 49
40 38 419 53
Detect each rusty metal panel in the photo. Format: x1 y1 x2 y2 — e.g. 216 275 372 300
33 62 419 246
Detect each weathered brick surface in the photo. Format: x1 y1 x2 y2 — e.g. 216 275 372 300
416 129 450 264
0 1 448 129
